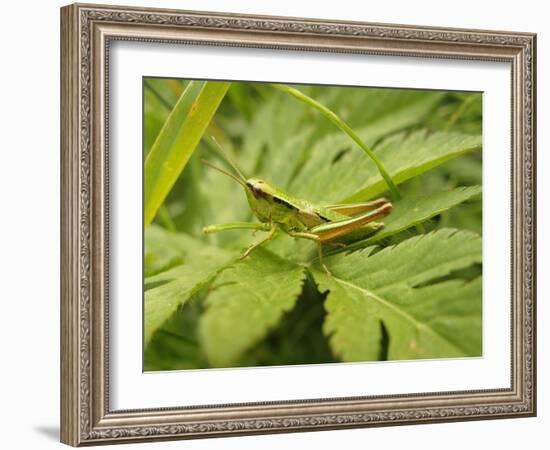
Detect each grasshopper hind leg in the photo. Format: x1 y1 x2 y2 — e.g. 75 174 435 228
324 241 347 249
287 230 333 276
316 242 332 276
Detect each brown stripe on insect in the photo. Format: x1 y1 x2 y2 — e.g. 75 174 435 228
271 195 299 211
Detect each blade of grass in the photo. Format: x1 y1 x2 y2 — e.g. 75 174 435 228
144 81 231 225
271 83 401 201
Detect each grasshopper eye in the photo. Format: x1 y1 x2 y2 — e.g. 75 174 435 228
248 183 264 198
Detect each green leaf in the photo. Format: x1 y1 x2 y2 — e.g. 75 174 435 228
345 130 482 202
291 130 481 203
319 86 444 131
199 249 306 367
258 127 314 188
239 92 310 179
144 81 231 225
143 232 236 348
144 225 189 277
394 278 482 357
144 302 206 371
348 186 482 249
314 228 482 361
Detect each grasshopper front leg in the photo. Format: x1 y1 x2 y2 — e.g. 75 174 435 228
203 222 273 234
241 226 278 259
202 222 278 260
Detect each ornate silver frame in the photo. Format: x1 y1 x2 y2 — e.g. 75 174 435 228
60 3 536 446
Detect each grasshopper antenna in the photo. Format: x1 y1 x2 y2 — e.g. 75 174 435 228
208 136 247 182
201 159 247 188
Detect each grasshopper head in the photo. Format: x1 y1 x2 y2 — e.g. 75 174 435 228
245 178 269 198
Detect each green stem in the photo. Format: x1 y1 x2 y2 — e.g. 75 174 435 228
415 223 426 234
271 84 401 201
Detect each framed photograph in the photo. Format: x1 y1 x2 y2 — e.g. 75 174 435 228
60 3 536 446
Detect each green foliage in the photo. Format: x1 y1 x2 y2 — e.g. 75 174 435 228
199 249 306 367
290 129 480 204
144 300 206 371
143 231 237 347
356 186 481 246
316 229 482 361
143 80 483 370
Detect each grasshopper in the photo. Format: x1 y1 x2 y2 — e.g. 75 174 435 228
201 142 392 275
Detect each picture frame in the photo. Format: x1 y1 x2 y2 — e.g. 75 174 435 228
60 2 536 446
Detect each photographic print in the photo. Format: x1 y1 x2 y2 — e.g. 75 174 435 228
143 79 483 371
61 4 536 444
